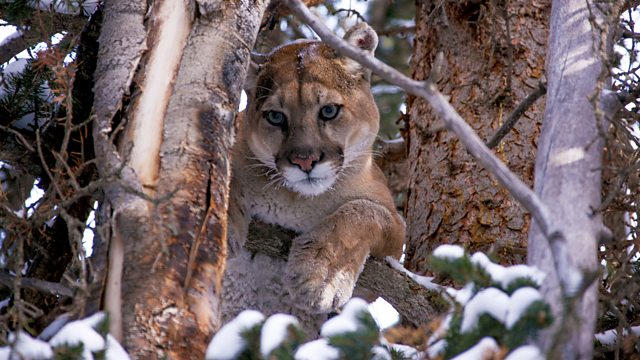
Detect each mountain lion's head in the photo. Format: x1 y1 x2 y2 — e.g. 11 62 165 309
244 23 380 196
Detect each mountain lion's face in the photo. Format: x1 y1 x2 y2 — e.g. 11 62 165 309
245 37 379 196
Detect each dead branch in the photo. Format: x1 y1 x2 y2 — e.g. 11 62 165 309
244 220 447 326
486 82 547 149
0 271 74 298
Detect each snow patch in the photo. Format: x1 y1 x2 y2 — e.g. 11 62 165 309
206 310 265 360
461 288 509 333
49 313 107 359
470 252 545 288
9 331 53 359
386 257 442 291
0 30 23 49
504 345 544 360
105 335 130 360
427 340 447 359
447 283 475 306
368 297 399 329
260 314 299 358
595 326 640 347
371 345 391 360
595 329 617 346
506 287 542 328
389 343 419 359
433 244 465 260
321 298 370 337
34 0 99 16
451 337 499 360
500 265 545 288
1 58 29 76
295 339 340 360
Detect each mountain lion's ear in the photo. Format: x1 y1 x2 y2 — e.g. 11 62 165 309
243 52 267 101
341 23 378 80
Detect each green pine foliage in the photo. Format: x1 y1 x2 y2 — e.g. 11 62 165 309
326 312 380 360
264 325 306 360
503 301 553 349
429 256 491 287
428 246 553 359
388 347 412 360
237 322 265 360
0 60 52 127
208 300 418 360
52 343 86 360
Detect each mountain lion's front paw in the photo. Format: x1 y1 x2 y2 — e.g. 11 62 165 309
284 248 358 314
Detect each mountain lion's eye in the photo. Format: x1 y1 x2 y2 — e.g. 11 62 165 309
319 104 341 121
264 111 287 126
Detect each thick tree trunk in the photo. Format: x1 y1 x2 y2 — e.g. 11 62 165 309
405 1 550 273
527 1 609 358
92 0 267 358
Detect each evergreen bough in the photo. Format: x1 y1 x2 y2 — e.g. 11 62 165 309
428 245 553 359
207 298 416 360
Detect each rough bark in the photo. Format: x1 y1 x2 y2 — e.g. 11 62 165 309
527 1 608 358
405 0 550 273
92 0 147 343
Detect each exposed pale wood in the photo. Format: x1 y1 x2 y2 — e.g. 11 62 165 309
92 0 147 343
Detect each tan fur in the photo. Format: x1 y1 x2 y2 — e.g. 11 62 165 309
226 23 405 314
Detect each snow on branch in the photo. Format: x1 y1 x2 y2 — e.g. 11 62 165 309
11 0 99 16
282 0 586 300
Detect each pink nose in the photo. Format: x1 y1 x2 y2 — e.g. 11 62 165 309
291 153 319 172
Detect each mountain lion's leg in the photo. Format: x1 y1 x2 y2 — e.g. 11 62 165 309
284 199 404 313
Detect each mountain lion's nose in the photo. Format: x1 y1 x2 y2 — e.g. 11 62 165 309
290 152 321 173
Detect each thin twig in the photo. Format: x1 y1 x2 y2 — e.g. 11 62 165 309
0 125 35 152
332 8 366 22
486 82 547 149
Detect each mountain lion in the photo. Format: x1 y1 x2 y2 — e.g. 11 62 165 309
222 23 405 329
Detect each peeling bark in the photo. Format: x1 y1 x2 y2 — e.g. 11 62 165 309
113 1 267 358
93 0 267 357
120 0 192 192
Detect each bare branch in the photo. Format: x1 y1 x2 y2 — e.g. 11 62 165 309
0 271 74 298
0 5 88 64
487 82 547 149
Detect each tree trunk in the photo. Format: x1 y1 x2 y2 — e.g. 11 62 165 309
405 0 550 274
527 1 610 358
92 0 267 358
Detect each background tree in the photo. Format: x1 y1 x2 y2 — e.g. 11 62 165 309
405 0 548 273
